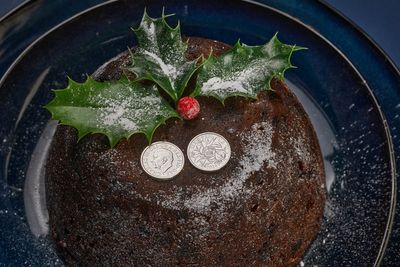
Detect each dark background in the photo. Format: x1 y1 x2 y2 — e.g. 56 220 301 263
1 0 399 67
325 0 399 67
0 0 399 265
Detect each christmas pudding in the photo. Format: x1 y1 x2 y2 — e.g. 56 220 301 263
45 11 326 267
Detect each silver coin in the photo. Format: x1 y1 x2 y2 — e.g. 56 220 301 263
140 141 184 180
187 132 231 171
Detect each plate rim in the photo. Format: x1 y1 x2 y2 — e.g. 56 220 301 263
0 0 397 266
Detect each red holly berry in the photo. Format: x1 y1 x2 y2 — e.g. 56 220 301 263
177 96 200 120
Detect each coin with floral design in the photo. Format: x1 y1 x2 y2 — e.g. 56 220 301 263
187 132 231 171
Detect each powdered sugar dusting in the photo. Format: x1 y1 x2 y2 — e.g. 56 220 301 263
94 85 165 132
143 50 179 84
200 58 285 96
130 15 199 94
102 100 137 131
241 122 277 170
291 136 311 162
142 21 156 43
157 120 275 214
202 77 248 94
223 54 233 65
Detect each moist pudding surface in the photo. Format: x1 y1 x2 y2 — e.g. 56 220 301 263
45 37 326 267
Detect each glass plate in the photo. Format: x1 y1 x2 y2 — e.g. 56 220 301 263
0 0 398 266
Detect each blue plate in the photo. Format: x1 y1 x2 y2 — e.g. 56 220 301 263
0 1 398 266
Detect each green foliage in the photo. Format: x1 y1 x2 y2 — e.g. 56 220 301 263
45 11 303 147
45 76 178 147
127 10 200 101
193 35 304 102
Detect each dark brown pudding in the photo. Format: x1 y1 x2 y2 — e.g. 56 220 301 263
45 37 326 266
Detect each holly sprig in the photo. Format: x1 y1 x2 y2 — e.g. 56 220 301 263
127 10 200 101
45 76 179 147
193 35 304 103
45 10 303 147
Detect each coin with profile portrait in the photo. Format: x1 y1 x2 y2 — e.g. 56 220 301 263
140 141 184 180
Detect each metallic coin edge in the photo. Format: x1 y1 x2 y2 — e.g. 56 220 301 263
187 132 231 172
140 141 184 180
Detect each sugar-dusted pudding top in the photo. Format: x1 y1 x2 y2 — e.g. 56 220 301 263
45 37 326 267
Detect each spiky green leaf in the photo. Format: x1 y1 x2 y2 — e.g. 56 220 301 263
127 10 199 101
193 34 304 102
45 76 179 147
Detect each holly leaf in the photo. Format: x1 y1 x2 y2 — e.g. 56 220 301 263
45 76 179 147
193 34 304 102
127 10 199 101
